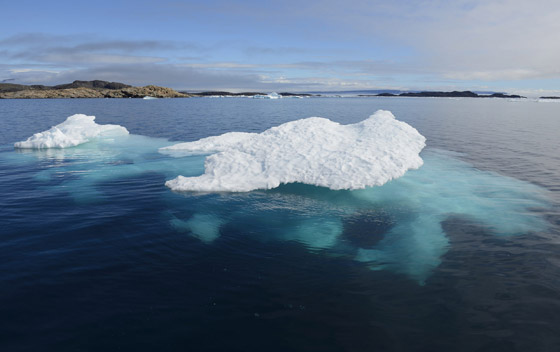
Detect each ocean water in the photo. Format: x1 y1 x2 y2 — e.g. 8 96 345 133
1 97 560 351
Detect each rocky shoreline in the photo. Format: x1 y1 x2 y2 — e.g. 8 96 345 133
0 81 530 100
359 91 525 99
0 80 191 99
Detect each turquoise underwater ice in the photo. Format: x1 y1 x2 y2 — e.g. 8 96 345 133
8 118 550 284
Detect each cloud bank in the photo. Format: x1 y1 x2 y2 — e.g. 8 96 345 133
1 0 560 94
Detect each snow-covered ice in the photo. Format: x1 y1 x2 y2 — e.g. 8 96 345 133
14 114 129 149
161 110 426 192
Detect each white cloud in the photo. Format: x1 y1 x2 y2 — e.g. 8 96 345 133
9 68 59 74
363 0 560 81
39 53 166 65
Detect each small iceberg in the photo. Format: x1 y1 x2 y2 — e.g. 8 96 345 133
14 114 129 149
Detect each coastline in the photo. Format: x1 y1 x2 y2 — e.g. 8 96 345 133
0 80 532 99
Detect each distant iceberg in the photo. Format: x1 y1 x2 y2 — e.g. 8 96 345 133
14 114 129 149
253 92 281 99
161 110 426 192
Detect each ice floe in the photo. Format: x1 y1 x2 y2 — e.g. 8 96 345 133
161 110 426 192
14 114 129 149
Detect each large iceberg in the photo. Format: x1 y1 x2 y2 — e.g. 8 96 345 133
7 112 550 283
161 110 426 192
14 114 129 149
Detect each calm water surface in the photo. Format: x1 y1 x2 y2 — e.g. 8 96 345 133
1 97 560 351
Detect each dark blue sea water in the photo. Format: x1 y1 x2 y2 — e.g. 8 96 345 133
1 97 560 351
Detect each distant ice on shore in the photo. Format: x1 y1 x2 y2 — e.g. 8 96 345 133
252 92 281 99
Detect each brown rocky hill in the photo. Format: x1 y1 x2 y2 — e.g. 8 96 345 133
0 80 191 99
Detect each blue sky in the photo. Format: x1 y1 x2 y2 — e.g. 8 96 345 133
1 0 559 95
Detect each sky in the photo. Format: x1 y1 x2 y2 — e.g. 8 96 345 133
1 0 559 96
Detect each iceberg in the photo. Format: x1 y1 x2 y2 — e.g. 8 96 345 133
253 92 281 99
14 114 129 149
161 110 426 192
6 112 550 284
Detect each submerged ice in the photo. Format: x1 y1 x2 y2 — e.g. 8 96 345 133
167 151 549 283
12 114 205 203
9 112 551 284
162 110 426 192
14 114 129 149
170 214 223 244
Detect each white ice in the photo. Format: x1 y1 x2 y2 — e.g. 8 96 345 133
161 110 426 192
14 114 129 149
253 92 281 99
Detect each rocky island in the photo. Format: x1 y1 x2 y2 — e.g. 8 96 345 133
360 91 525 99
0 80 191 99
